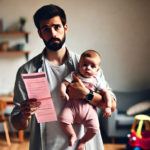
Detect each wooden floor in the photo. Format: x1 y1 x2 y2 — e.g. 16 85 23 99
0 133 126 150
104 144 126 150
0 133 29 150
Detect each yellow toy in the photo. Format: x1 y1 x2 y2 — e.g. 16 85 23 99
127 114 150 150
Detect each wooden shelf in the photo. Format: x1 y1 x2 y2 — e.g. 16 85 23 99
0 31 30 43
0 50 30 61
0 50 30 53
0 31 30 35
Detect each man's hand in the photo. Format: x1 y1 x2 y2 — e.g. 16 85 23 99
20 99 41 120
67 74 116 112
11 99 41 131
68 74 89 99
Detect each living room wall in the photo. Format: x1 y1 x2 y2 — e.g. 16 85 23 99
0 0 150 93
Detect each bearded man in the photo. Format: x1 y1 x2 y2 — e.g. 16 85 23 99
11 4 116 150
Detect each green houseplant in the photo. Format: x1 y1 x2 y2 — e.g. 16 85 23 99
19 17 26 32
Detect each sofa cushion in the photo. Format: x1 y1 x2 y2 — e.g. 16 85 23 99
126 100 150 116
116 114 135 126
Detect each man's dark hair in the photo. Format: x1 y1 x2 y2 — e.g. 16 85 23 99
33 4 66 30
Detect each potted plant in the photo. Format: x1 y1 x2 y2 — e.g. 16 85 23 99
19 17 26 32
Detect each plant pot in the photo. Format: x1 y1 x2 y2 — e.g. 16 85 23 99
16 44 24 51
20 25 24 32
0 42 9 51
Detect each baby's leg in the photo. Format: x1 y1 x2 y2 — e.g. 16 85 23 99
60 122 77 146
77 131 96 150
59 100 77 146
77 105 99 150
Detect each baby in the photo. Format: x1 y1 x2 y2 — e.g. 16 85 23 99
59 50 111 150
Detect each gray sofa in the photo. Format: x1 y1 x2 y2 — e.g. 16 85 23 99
100 89 150 140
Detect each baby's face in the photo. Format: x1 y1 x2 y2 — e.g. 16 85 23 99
78 56 100 78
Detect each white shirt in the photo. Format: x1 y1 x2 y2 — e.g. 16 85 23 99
45 58 84 150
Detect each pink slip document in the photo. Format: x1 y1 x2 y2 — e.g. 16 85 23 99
22 72 57 123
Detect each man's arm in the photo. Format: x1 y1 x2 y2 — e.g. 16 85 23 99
92 94 116 112
68 74 116 112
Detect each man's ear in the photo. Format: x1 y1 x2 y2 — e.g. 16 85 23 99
38 30 43 39
64 24 68 34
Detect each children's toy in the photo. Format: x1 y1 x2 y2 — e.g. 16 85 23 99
126 114 150 150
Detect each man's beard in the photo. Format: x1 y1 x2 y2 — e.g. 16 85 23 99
43 34 66 51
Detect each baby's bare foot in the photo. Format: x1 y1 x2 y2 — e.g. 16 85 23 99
77 140 86 150
69 135 77 146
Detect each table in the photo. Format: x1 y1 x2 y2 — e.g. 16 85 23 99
0 95 24 143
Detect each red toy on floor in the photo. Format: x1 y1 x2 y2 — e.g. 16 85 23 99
126 115 150 150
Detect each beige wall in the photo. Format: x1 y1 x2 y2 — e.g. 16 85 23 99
0 0 150 93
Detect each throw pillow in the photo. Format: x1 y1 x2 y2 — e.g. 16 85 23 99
126 100 150 116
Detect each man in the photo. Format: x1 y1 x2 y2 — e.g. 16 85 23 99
11 4 116 150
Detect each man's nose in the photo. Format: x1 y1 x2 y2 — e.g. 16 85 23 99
51 28 57 37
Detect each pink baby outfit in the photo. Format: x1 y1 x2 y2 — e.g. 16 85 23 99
59 72 106 133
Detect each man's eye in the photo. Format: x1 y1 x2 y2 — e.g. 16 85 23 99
83 64 87 66
43 28 50 32
55 25 60 30
92 66 95 68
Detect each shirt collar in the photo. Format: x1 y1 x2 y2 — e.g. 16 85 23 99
40 46 73 68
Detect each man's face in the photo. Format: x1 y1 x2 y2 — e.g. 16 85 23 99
38 16 68 51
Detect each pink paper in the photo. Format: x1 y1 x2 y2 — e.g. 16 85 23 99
22 72 57 123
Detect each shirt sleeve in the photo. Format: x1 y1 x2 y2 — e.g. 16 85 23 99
95 69 117 101
64 71 75 83
95 77 106 90
11 66 28 117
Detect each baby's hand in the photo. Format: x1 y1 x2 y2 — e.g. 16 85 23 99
103 107 111 117
60 92 69 101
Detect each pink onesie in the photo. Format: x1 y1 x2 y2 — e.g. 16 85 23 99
59 72 105 133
